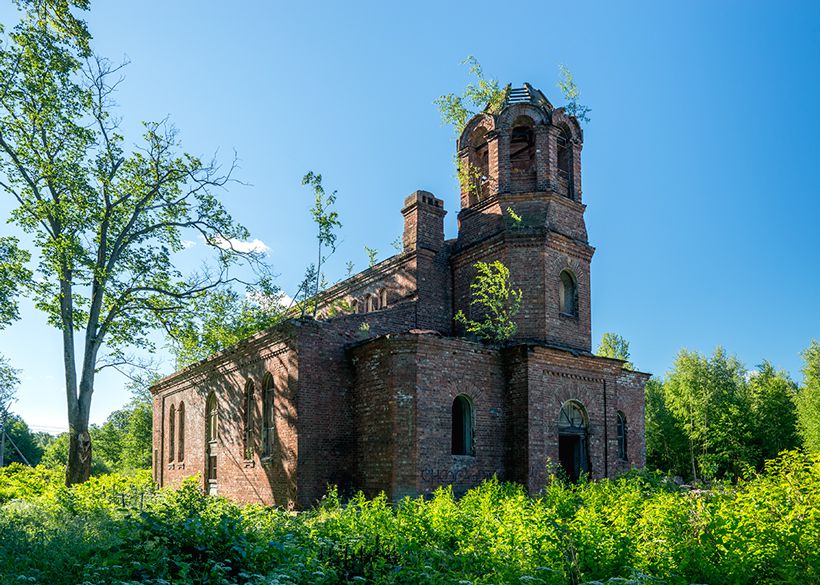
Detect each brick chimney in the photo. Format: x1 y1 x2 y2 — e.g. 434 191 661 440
402 190 446 253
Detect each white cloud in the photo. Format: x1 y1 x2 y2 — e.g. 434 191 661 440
211 236 270 255
180 240 196 249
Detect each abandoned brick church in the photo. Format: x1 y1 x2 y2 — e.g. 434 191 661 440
151 84 649 508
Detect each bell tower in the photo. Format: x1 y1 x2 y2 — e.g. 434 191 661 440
451 84 595 352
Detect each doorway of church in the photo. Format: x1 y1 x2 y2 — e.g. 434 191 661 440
557 400 589 482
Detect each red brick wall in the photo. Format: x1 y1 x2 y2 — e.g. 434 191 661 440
152 331 299 507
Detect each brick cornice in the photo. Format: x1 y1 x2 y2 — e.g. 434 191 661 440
151 329 295 395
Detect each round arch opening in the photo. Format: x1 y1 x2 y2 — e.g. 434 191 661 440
557 400 589 482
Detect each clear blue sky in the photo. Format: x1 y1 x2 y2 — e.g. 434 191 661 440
1 1 818 432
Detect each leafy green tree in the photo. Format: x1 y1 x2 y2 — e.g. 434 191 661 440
91 409 129 472
121 402 152 469
748 361 799 460
1 413 44 465
596 332 634 370
434 56 505 135
0 2 263 483
557 65 591 124
169 280 283 367
301 172 341 318
454 260 522 343
0 237 31 328
38 432 68 469
663 348 754 480
797 340 820 452
0 355 19 415
0 236 29 429
644 378 689 476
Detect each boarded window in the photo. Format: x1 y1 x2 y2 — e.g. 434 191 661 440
177 402 185 461
168 404 175 462
451 395 474 456
559 270 578 316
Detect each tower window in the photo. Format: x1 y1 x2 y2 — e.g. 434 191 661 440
451 394 474 456
559 270 578 317
617 411 628 461
510 117 536 175
557 126 573 198
468 127 490 202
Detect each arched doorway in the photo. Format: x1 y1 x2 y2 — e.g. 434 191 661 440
557 400 589 482
205 392 218 494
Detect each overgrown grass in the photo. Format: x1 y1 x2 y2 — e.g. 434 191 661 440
0 451 817 584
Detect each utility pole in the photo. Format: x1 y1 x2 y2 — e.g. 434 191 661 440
0 408 6 468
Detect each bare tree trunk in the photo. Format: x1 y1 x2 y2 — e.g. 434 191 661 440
60 271 92 485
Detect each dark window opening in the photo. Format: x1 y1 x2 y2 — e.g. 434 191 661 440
617 411 628 461
177 402 185 461
243 382 254 460
557 126 573 198
205 393 218 486
468 127 490 201
558 400 589 482
451 394 474 456
168 404 175 462
262 374 276 459
510 117 536 192
559 270 578 317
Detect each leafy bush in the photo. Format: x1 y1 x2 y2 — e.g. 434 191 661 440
0 451 817 584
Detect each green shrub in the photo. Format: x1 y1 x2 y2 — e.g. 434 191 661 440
0 452 817 584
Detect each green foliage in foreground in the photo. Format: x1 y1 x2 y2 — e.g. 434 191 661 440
0 451 818 585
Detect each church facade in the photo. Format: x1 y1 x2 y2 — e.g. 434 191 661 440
151 84 649 508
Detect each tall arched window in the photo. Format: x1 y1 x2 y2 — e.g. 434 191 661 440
451 394 474 456
468 126 490 202
206 392 218 485
559 270 578 317
177 402 185 461
556 126 573 198
617 411 628 461
262 374 276 458
243 382 254 460
168 404 176 462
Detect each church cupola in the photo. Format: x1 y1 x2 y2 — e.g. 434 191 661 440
452 83 594 352
456 83 584 208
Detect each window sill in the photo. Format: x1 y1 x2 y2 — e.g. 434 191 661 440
451 454 476 460
559 312 579 321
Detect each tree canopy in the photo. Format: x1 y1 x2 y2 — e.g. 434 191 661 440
0 0 265 483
